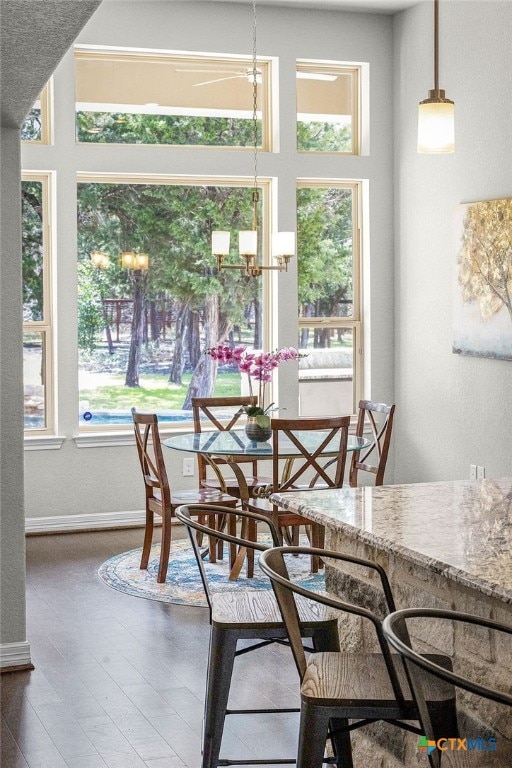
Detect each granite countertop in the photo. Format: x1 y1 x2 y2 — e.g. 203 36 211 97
271 478 512 605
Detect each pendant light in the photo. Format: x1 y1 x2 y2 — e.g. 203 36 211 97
417 0 454 153
212 0 295 276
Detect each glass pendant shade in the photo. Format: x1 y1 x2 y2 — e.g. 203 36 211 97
90 250 109 269
272 231 296 257
121 251 136 269
134 252 149 270
121 251 149 270
211 230 230 256
418 99 454 153
239 230 258 256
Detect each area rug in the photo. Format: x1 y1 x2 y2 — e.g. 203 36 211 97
98 537 324 607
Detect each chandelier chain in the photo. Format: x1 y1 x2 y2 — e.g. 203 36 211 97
252 0 258 187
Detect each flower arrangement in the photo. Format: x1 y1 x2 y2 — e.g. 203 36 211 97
206 343 303 428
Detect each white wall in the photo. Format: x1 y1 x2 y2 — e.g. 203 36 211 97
22 0 395 525
393 1 512 483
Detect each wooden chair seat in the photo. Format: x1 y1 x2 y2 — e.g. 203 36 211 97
211 588 330 627
301 652 454 713
170 487 236 506
200 474 272 495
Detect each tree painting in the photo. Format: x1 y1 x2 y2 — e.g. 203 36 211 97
453 198 512 360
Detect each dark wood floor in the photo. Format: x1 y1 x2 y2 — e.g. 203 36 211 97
1 528 302 768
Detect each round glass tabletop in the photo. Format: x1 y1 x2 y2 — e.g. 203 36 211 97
164 429 370 458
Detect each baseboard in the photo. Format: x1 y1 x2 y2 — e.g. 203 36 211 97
0 640 33 671
25 509 150 534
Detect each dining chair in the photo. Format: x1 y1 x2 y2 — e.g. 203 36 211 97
192 395 272 498
383 608 512 768
259 545 458 768
245 415 351 575
174 503 341 768
131 408 237 583
349 400 395 486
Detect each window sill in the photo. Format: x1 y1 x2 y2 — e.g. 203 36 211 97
74 424 191 448
24 435 65 451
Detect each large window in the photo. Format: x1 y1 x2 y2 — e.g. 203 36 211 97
296 61 360 154
75 49 271 149
297 181 362 417
77 175 269 428
22 173 54 431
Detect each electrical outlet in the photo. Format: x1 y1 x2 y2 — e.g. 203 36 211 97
477 465 486 480
470 464 477 480
182 458 195 477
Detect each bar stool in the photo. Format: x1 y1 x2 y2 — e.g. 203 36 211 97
175 503 341 768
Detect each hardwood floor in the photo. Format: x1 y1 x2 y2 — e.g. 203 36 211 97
1 528 301 768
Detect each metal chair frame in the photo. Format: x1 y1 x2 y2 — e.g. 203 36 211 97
383 607 512 768
175 504 341 768
259 546 458 768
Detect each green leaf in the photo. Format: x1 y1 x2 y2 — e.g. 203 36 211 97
255 414 271 429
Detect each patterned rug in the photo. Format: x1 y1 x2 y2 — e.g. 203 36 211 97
98 537 324 607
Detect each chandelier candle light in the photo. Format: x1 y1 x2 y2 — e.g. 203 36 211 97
211 0 295 276
417 0 454 153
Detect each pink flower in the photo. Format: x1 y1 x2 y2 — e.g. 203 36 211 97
204 343 307 411
232 345 246 362
278 346 299 361
238 359 254 374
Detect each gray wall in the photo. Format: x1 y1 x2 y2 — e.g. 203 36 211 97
393 1 512 483
0 128 27 646
22 0 395 524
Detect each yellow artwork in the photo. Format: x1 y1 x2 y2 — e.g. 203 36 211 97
453 198 512 360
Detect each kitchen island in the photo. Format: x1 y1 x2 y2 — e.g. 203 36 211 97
271 478 512 767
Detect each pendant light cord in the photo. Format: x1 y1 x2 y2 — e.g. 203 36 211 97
434 0 439 92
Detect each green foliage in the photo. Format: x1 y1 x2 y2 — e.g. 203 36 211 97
77 180 260 321
21 181 44 321
21 108 42 141
76 111 261 148
79 372 240 412
77 261 105 352
297 186 353 318
297 121 352 152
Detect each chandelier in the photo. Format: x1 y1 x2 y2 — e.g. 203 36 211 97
211 0 295 277
90 250 150 271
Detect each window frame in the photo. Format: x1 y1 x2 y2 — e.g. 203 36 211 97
296 178 363 416
22 171 55 435
74 47 273 152
76 171 275 433
296 60 361 156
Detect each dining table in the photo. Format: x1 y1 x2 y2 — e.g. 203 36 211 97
165 428 371 578
164 427 371 503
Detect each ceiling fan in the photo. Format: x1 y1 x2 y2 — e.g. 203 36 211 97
176 66 261 87
176 66 337 87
